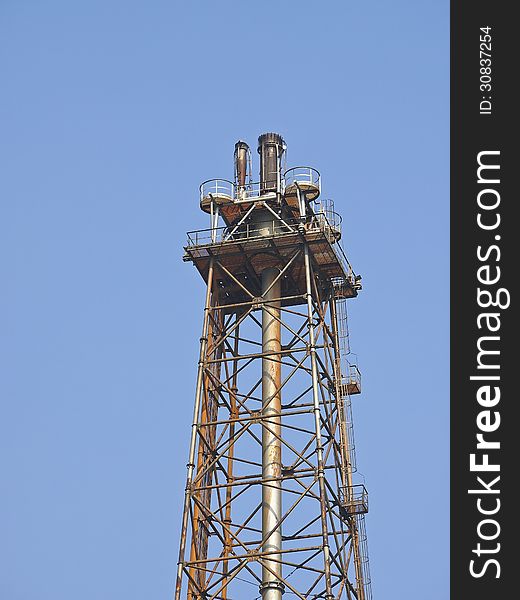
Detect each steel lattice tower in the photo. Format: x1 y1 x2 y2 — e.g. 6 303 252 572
176 134 372 600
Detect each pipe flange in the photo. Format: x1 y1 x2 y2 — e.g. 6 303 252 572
259 580 286 595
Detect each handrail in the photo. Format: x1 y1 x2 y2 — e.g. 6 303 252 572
199 179 235 202
235 180 274 201
186 212 359 283
339 484 369 511
283 166 321 189
187 220 298 247
201 179 281 204
348 364 361 381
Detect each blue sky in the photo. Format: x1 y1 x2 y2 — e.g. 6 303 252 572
1 1 449 598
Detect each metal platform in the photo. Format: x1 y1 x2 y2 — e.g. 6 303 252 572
184 214 360 308
337 364 362 396
339 484 369 516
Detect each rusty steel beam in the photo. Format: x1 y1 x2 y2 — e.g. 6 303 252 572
175 259 215 600
187 304 223 598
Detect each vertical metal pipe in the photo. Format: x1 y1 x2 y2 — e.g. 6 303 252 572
234 141 249 188
303 244 334 600
254 133 285 599
175 259 215 600
260 267 283 600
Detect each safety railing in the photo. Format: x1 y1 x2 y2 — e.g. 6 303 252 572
314 198 342 240
339 484 369 515
332 276 355 298
283 166 321 193
187 220 296 247
336 363 361 396
199 179 235 203
337 392 357 471
234 181 272 201
347 364 361 390
357 514 373 600
335 296 350 356
187 212 341 247
346 399 357 470
201 179 281 205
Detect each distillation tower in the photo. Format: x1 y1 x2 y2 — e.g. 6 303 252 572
176 134 372 600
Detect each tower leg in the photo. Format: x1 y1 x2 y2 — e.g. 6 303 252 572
175 260 215 600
